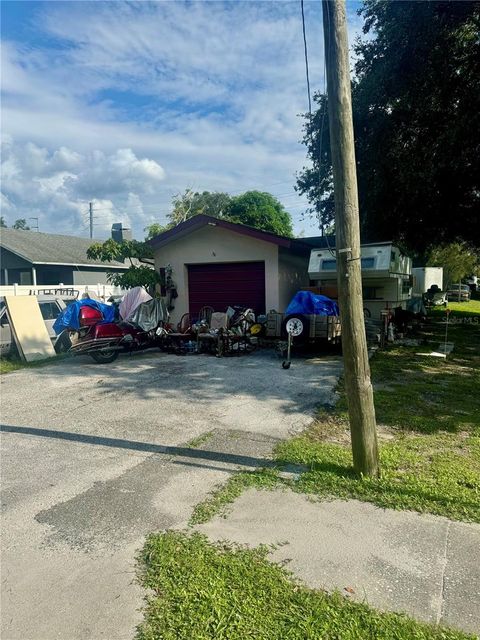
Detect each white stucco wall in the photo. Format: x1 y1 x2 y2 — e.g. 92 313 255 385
153 225 280 324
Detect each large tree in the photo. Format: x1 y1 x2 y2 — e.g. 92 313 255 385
146 189 294 239
227 191 293 237
297 0 480 253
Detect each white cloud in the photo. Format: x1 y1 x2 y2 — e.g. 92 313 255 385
1 1 362 237
1 139 165 236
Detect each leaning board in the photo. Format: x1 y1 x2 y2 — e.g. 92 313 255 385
4 296 56 362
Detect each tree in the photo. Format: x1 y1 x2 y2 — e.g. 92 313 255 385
13 218 30 230
86 239 161 293
169 190 232 226
427 242 479 287
0 216 6 228
227 191 293 237
297 1 480 252
146 189 294 239
144 222 168 240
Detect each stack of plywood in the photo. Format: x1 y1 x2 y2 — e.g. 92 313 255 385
4 296 56 362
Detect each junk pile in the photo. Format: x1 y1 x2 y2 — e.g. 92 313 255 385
54 287 169 363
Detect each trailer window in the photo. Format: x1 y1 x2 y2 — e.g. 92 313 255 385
322 259 337 270
361 257 375 269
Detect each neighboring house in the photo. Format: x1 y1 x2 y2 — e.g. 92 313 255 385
0 228 128 287
150 215 311 324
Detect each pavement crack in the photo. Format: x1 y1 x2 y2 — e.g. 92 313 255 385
437 520 451 625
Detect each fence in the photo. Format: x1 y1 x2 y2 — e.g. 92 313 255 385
0 283 124 300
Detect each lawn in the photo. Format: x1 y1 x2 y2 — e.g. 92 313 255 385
191 319 480 524
429 298 480 318
137 531 473 640
0 354 61 374
0 357 26 374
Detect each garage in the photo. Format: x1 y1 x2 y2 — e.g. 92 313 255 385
150 215 311 325
188 262 266 315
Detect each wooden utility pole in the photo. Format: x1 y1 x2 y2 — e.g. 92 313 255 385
322 0 379 476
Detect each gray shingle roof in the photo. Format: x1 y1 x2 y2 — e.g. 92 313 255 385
0 229 127 269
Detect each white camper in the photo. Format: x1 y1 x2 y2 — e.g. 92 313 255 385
308 242 412 319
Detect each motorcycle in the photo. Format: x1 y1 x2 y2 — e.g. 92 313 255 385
56 296 169 364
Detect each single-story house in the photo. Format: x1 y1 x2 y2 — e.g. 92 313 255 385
150 218 413 323
0 228 128 287
150 215 312 324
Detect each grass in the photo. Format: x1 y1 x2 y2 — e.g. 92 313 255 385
186 431 214 449
0 357 26 374
429 298 480 318
190 469 279 525
191 320 480 524
137 530 473 640
0 354 61 375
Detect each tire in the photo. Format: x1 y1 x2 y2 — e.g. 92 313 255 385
282 314 310 339
90 349 119 364
54 331 72 354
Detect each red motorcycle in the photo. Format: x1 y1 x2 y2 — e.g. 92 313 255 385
67 304 167 364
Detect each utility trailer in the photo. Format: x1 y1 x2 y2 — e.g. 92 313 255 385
265 311 341 344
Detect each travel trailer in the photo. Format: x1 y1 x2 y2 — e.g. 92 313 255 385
308 242 412 319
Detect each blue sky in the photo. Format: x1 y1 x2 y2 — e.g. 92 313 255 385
1 1 364 239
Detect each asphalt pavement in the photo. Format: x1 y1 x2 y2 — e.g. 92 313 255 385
1 349 341 640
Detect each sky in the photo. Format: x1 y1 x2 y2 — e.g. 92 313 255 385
1 0 364 240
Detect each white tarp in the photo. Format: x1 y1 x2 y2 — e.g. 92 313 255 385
119 287 152 321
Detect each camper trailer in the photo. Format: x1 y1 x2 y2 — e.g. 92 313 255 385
308 242 412 320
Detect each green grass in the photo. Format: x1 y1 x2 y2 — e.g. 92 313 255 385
190 469 279 525
137 530 473 640
429 298 480 318
191 321 480 524
186 431 214 449
0 357 26 374
0 354 65 374
276 432 480 523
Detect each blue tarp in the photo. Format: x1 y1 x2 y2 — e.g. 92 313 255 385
53 299 116 334
285 291 339 317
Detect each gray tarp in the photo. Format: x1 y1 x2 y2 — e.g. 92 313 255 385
129 298 169 331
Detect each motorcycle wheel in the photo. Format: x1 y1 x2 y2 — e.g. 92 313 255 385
90 349 119 364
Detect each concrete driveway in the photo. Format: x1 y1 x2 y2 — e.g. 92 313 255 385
0 349 341 640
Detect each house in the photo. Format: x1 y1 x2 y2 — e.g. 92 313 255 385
149 215 311 324
0 228 128 287
306 237 412 318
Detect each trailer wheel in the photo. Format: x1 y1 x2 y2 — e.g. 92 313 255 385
282 314 309 338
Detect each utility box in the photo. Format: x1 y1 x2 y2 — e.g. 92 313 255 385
412 267 443 294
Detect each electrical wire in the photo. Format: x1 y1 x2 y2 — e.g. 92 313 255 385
300 0 335 254
301 0 312 115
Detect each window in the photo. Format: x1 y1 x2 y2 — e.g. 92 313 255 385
39 302 61 321
322 259 337 270
361 257 375 269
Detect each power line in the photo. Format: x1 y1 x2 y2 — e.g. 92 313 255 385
301 0 312 114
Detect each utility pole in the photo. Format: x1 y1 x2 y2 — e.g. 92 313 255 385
89 202 94 239
322 0 379 476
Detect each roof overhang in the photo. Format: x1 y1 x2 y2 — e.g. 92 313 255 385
149 215 311 253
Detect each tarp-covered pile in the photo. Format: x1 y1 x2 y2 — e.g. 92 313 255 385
53 287 169 335
285 291 339 316
53 299 116 334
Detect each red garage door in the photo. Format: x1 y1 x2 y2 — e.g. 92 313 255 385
188 262 266 316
